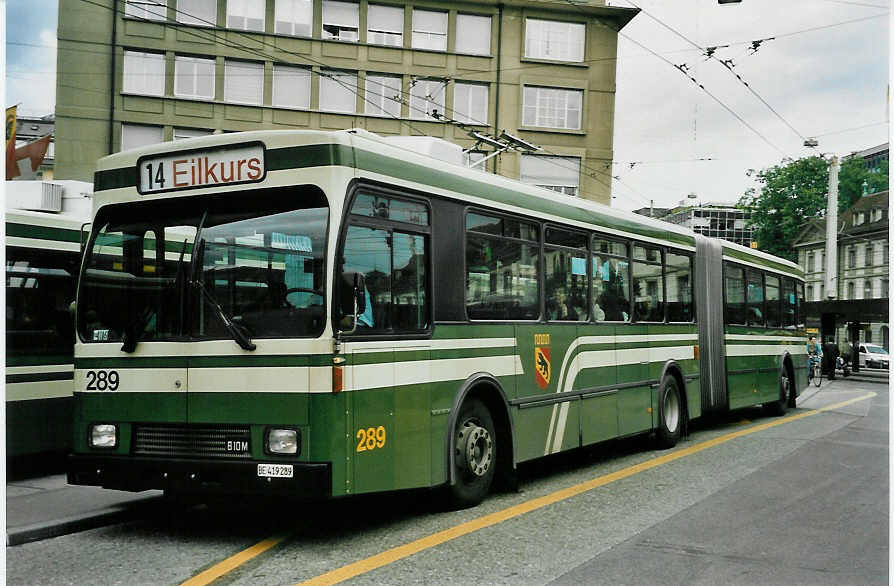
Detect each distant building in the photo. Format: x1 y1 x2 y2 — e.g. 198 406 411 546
633 202 754 247
14 114 55 180
54 0 640 204
794 190 889 349
851 143 888 181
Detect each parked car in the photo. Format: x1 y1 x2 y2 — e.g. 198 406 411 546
859 344 890 369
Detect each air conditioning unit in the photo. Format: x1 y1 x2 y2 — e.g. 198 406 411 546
5 181 64 212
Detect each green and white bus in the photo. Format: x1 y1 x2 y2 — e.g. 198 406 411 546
68 130 807 506
7 206 87 463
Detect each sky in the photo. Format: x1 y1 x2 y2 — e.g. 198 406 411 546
4 0 891 211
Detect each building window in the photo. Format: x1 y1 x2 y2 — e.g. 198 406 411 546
367 4 403 47
864 280 872 299
520 155 581 196
522 86 582 130
319 70 357 113
524 18 585 62
322 1 359 42
806 252 814 273
175 55 216 100
453 83 488 125
177 0 217 26
456 14 491 55
173 127 213 140
227 0 265 31
806 284 813 300
365 75 402 117
409 78 446 120
411 9 447 51
847 281 855 300
275 0 312 36
883 279 889 297
125 0 166 21
272 65 311 109
848 246 856 268
121 124 163 152
865 243 874 267
224 60 264 105
123 51 165 96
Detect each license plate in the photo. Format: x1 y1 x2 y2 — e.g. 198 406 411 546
257 463 293 478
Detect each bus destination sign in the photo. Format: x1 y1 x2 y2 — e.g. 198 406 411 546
137 143 266 194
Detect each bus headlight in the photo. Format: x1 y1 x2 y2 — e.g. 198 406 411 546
89 424 117 448
266 428 299 455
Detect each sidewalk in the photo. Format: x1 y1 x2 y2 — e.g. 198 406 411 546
6 474 162 546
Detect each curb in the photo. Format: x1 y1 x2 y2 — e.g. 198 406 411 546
6 496 163 547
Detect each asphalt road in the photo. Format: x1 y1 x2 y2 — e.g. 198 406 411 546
6 376 888 585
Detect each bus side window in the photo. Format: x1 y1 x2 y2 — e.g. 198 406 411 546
746 269 764 327
724 264 746 325
591 237 629 322
782 278 796 329
765 274 781 328
632 245 664 322
545 227 588 322
666 252 693 322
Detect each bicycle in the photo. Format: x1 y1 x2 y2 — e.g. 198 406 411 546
807 355 822 387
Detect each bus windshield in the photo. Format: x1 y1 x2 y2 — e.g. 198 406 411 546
77 186 328 345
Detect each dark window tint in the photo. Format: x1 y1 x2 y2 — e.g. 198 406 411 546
782 278 796 329
592 256 629 321
592 237 627 257
6 247 78 359
746 269 764 326
724 264 746 325
765 275 781 328
340 225 429 331
546 227 587 249
351 193 429 225
546 248 587 321
466 229 539 320
633 246 663 322
796 282 805 328
666 252 693 322
467 212 538 241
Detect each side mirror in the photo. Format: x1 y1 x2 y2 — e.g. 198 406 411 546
339 272 366 318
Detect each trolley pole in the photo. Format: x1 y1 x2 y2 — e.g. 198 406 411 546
824 155 839 302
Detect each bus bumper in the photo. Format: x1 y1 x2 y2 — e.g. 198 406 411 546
67 454 331 498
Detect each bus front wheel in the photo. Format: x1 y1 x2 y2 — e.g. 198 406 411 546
448 398 496 508
765 370 790 416
655 376 682 449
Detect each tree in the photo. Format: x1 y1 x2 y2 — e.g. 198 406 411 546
738 156 829 262
738 154 889 262
838 156 888 213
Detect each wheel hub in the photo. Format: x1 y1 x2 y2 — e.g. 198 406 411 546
663 388 680 433
456 421 493 477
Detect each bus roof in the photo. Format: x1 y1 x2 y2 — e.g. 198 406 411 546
93 129 801 277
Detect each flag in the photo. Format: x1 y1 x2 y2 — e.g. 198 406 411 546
7 134 51 180
5 105 17 179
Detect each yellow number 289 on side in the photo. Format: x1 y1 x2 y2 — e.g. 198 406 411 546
356 426 386 452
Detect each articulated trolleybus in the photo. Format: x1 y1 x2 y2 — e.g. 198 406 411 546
69 130 807 506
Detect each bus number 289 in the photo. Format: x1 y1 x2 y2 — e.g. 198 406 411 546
85 370 120 391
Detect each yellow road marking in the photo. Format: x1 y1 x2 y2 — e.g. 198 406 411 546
180 534 288 586
298 391 876 586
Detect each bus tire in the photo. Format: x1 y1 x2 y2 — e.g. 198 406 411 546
765 369 790 416
655 376 682 449
448 398 496 508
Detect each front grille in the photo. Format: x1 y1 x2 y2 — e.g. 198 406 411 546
133 424 252 459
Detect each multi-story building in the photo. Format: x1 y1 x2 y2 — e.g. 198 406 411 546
54 0 637 203
633 201 755 248
14 114 55 180
794 189 889 349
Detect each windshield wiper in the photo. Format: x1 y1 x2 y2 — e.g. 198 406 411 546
195 277 256 351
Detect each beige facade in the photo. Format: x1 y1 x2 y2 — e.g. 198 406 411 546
54 0 636 203
794 190 889 347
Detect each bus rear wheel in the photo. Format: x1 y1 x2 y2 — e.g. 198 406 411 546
448 398 496 508
765 370 790 416
655 376 682 449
